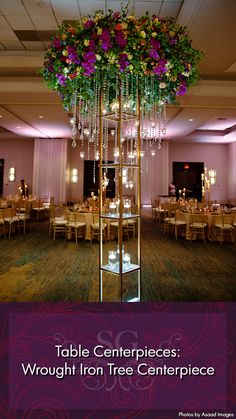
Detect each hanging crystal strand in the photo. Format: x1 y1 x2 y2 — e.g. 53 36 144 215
94 78 99 157
124 74 129 116
105 118 109 173
80 100 85 159
126 135 129 162
87 137 90 160
71 89 77 148
120 78 124 158
162 102 167 136
150 76 155 144
157 93 162 150
93 82 99 166
102 76 107 162
115 74 119 118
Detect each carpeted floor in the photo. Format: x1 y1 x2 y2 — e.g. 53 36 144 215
0 211 235 302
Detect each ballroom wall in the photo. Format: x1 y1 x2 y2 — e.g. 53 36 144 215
227 141 236 200
168 142 228 202
0 136 34 197
0 136 234 203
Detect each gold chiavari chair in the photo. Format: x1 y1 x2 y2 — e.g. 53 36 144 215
91 212 107 244
169 210 187 240
162 203 175 236
189 212 207 244
0 209 6 238
32 200 45 220
50 206 68 240
67 212 86 243
4 207 18 238
18 203 31 234
110 219 129 241
214 213 234 245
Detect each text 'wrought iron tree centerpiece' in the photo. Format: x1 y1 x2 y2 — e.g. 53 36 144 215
42 6 202 301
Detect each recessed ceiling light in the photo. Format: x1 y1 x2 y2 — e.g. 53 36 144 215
188 118 194 122
38 115 44 119
16 126 21 129
0 115 2 118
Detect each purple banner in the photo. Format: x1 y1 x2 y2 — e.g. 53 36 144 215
0 302 236 418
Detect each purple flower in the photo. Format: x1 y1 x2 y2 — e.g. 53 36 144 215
153 59 167 76
81 51 96 76
67 46 80 64
115 31 127 48
100 29 111 51
149 49 159 60
82 62 95 76
83 19 94 29
82 51 96 63
170 38 177 46
56 73 67 86
47 64 54 72
53 39 61 49
119 53 129 72
150 38 160 49
176 81 187 96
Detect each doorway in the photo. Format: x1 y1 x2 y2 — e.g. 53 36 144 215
83 160 115 199
173 162 204 201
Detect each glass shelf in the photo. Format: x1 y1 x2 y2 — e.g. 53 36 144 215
101 163 139 169
101 263 140 275
101 213 140 220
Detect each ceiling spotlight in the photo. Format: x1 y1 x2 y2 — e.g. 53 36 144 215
188 118 194 122
0 115 3 118
151 150 156 156
38 115 44 119
16 126 21 129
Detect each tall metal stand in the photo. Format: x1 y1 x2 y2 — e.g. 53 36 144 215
99 77 141 302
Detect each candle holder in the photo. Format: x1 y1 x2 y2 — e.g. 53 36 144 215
116 243 124 257
108 250 117 268
109 202 116 216
124 199 131 215
123 253 131 269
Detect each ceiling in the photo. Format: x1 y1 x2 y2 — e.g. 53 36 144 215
0 0 236 144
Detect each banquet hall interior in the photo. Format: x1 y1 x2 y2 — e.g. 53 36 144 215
0 0 236 302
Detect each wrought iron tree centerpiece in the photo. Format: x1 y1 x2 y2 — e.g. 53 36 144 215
42 7 202 301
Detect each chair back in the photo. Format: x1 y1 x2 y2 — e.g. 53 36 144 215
4 207 17 219
191 212 205 226
32 200 44 209
51 205 67 219
0 208 5 222
222 213 233 227
75 212 87 223
92 212 99 224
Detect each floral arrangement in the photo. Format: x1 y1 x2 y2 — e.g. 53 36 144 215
42 8 202 109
